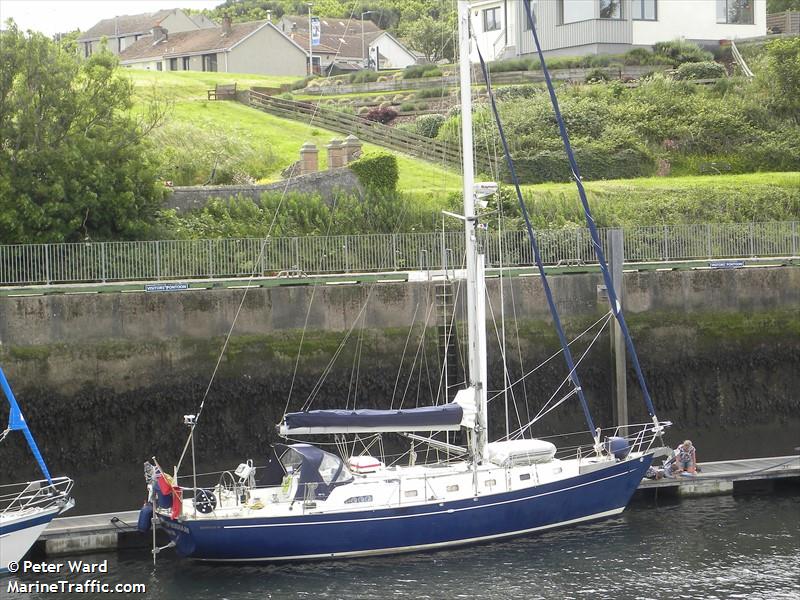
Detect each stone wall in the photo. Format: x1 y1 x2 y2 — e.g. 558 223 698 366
165 168 362 213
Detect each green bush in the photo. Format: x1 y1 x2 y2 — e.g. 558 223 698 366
585 68 612 83
502 145 656 184
673 61 727 80
349 153 399 191
399 102 417 112
416 87 449 99
404 64 442 79
415 114 446 138
488 58 535 73
349 69 380 84
653 40 714 65
494 85 541 101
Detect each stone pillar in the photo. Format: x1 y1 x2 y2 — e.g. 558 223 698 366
299 142 318 175
326 138 344 170
341 135 362 165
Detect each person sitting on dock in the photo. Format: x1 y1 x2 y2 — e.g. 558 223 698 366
674 440 697 475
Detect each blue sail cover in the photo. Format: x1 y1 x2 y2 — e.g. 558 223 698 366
282 403 464 434
1 365 53 483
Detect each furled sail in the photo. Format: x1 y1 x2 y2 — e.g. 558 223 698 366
280 393 477 435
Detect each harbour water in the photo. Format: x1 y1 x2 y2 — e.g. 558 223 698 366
5 491 799 599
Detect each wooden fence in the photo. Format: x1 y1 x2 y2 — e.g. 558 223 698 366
246 91 495 174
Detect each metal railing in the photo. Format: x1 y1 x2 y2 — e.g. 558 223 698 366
0 222 796 287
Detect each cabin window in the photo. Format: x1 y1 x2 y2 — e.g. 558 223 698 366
484 479 497 487
716 0 754 23
520 473 531 481
344 495 373 504
404 490 418 498
182 56 190 70
202 53 218 72
599 0 623 19
632 0 656 20
446 484 459 493
483 7 501 31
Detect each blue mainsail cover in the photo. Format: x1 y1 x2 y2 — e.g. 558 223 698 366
1 365 53 483
283 403 464 434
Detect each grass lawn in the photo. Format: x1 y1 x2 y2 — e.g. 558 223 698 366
125 69 300 102
520 172 800 194
144 91 461 194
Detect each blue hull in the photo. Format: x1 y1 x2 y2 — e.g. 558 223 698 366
158 455 652 562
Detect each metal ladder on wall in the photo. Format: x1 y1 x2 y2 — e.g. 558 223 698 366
436 280 460 402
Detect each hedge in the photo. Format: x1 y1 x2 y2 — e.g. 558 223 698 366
349 153 399 191
501 147 657 184
673 61 727 80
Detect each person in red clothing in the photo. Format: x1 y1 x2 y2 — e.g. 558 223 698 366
674 439 697 475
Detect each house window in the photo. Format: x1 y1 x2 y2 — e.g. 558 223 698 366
483 7 501 31
182 56 190 70
169 58 178 71
84 42 92 58
632 0 657 20
599 0 623 19
202 53 217 72
522 1 535 30
560 0 595 24
717 0 754 24
156 62 162 72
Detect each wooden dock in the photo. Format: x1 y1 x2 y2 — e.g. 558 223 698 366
637 454 800 497
32 454 799 558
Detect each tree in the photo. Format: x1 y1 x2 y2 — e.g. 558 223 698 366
759 37 800 124
403 14 455 63
0 22 166 243
767 0 800 12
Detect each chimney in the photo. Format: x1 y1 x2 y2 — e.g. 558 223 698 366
266 10 272 23
152 26 167 43
222 16 232 35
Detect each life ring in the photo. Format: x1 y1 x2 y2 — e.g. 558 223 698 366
195 489 217 514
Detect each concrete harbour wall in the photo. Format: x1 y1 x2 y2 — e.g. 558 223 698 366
0 267 797 513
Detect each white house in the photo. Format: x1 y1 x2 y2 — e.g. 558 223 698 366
279 15 419 72
118 18 308 77
470 0 767 60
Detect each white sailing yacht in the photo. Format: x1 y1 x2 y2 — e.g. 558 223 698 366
143 1 667 563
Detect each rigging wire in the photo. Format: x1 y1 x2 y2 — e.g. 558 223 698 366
483 284 525 433
301 288 374 411
521 0 659 422
507 311 614 440
488 310 613 403
397 293 438 409
470 27 598 444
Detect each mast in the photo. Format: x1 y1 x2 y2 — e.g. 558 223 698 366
457 1 489 461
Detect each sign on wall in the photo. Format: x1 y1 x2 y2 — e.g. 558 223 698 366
311 17 321 45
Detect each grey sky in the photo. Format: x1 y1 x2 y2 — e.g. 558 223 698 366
0 0 221 35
